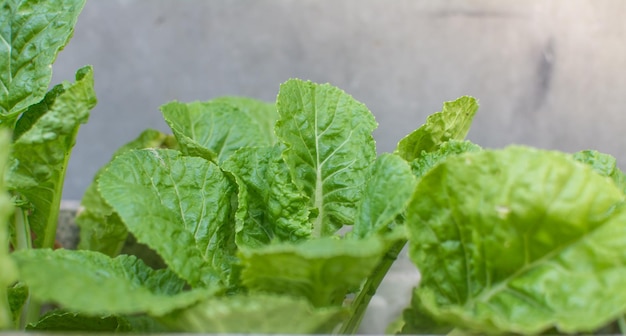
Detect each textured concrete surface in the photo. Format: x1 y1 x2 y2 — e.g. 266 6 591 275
48 1 626 333
53 0 626 200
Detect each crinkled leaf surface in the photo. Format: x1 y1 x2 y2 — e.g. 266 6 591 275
98 149 237 287
352 153 416 239
7 66 96 248
161 97 277 163
77 129 176 257
0 0 86 118
0 132 15 329
275 79 377 236
222 145 311 247
161 293 347 334
396 96 477 162
405 146 626 334
12 249 214 316
573 149 626 194
240 236 386 307
410 140 482 178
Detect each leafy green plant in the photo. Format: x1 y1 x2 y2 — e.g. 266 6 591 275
3 0 626 335
10 76 477 333
0 0 97 329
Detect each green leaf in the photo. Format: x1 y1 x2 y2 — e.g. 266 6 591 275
7 66 96 248
275 79 377 236
410 140 482 178
12 249 215 316
0 0 86 119
222 145 311 247
26 310 169 332
397 288 453 335
396 96 478 162
161 97 277 163
27 311 132 332
98 149 237 287
77 129 177 257
405 146 626 334
240 236 386 307
160 293 347 334
7 283 28 327
573 149 626 194
352 153 416 239
0 131 16 329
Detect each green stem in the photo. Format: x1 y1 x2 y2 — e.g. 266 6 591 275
14 208 31 251
618 315 626 335
12 207 42 329
20 296 42 329
338 239 406 334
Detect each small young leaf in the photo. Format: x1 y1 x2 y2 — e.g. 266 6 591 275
0 131 15 329
410 140 482 178
161 97 277 163
275 79 377 236
573 149 626 194
405 146 626 334
77 129 177 257
352 153 416 239
0 0 87 118
240 236 386 307
396 96 477 162
160 294 347 334
7 283 27 326
12 249 215 316
98 149 237 287
7 66 97 249
222 145 311 247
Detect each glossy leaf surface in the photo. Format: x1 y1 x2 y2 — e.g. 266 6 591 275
275 79 377 236
98 149 237 287
405 147 626 334
0 0 86 118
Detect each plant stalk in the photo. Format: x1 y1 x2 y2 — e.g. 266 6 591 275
13 208 31 251
618 315 626 335
338 239 406 334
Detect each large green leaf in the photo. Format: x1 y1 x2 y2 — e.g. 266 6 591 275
221 145 311 247
0 131 15 329
161 97 277 163
77 129 176 257
0 0 86 120
405 146 626 334
573 149 626 194
275 79 377 236
160 293 347 334
12 249 215 316
7 66 96 249
395 96 477 162
98 149 237 287
240 236 386 307
352 153 416 239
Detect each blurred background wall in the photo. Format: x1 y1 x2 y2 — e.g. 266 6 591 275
53 0 626 200
51 1 626 333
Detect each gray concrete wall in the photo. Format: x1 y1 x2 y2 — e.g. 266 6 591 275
53 0 626 200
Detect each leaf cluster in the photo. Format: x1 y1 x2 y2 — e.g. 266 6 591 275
2 1 626 335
